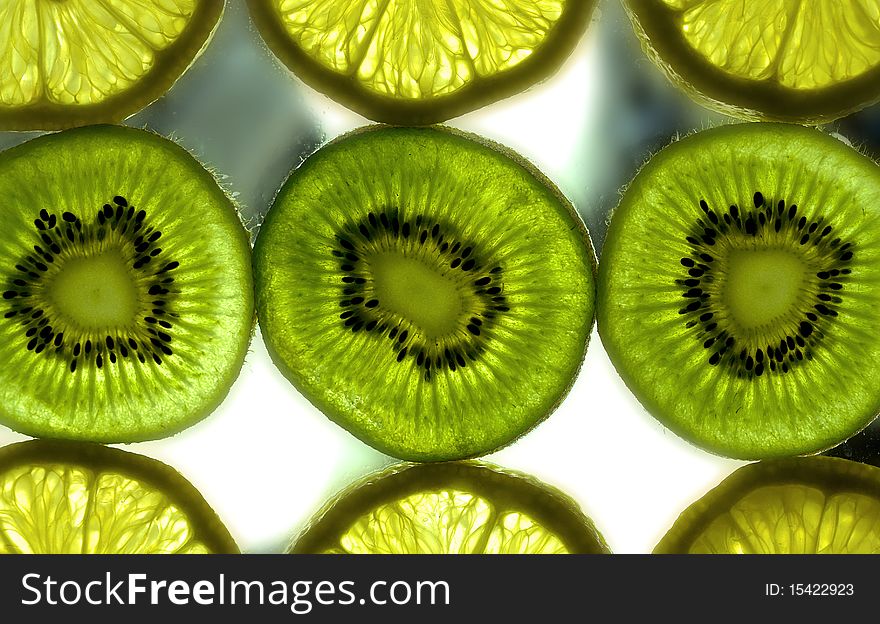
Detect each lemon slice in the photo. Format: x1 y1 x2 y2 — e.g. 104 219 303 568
0 440 238 554
627 0 880 123
656 457 880 554
291 462 609 554
247 0 596 124
0 0 223 131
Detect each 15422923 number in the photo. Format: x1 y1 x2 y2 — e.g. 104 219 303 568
790 584 854 596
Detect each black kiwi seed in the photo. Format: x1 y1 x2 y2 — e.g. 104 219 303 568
1 196 180 374
676 194 854 380
331 209 507 381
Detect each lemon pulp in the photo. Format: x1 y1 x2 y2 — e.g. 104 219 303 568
656 458 880 554
0 441 238 554
0 0 222 129
329 489 569 554
292 463 609 555
248 0 596 123
627 0 880 122
666 0 880 89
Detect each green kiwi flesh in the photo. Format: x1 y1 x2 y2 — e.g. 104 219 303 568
254 126 595 462
598 122 880 459
0 125 253 442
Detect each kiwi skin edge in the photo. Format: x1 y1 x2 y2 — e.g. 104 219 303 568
254 124 597 462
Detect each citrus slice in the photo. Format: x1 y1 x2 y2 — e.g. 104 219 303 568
247 0 596 124
656 457 880 554
0 0 224 131
0 440 238 554
626 0 880 123
291 462 609 554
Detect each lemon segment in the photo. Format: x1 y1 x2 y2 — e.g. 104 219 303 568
276 0 380 74
629 0 880 121
689 485 880 554
0 0 222 129
275 0 566 99
249 0 595 123
293 463 609 555
0 464 208 554
356 0 473 98
665 0 880 90
0 441 238 555
0 1 41 106
0 0 197 107
457 0 565 77
483 511 567 554
332 489 568 554
656 458 880 554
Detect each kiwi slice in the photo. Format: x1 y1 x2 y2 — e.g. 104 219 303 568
254 126 595 462
291 461 609 554
0 125 253 442
656 457 880 554
598 122 880 459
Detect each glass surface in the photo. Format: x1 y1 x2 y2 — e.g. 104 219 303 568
1 0 878 554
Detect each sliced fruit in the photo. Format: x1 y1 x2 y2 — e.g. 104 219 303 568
247 0 596 124
656 456 880 554
0 125 253 442
626 0 880 123
254 126 595 461
598 122 880 459
0 0 223 130
0 440 238 554
292 461 609 554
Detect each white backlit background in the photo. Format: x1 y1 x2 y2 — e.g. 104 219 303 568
1 0 878 554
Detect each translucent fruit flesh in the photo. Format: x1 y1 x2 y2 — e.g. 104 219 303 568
247 0 597 124
0 125 254 442
0 0 223 130
656 457 880 554
598 122 880 459
0 440 238 554
292 462 609 554
254 126 596 461
627 0 880 123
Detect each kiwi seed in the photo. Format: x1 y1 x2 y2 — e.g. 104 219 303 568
331 209 509 381
4 195 180 373
677 192 853 379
